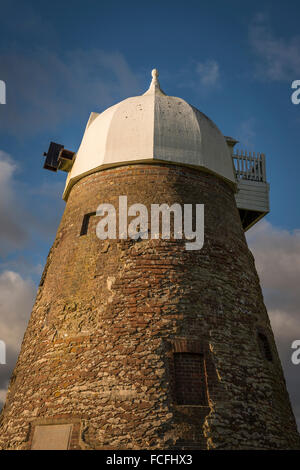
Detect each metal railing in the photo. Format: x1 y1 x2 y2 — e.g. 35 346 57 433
232 150 266 183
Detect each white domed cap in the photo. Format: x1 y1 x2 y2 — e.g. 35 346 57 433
63 69 236 199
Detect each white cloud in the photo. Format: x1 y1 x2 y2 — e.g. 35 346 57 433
249 13 300 81
0 270 36 407
0 149 66 258
174 59 221 95
0 270 35 352
0 389 7 404
196 59 220 87
0 151 28 255
247 220 300 294
236 118 257 150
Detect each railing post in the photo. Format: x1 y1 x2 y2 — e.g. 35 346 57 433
261 153 266 182
241 150 244 177
253 153 257 180
257 153 261 181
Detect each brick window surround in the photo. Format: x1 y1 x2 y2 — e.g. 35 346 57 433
167 338 219 407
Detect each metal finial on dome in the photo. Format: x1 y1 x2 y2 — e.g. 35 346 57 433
144 68 165 96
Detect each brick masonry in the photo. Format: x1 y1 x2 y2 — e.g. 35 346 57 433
0 163 299 449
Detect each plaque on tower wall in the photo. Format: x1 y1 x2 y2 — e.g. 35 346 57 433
31 424 73 450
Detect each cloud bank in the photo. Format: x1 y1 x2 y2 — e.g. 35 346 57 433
196 59 220 87
0 270 36 406
0 150 65 260
247 219 300 429
0 48 141 136
0 151 28 256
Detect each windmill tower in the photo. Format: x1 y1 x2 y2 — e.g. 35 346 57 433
0 70 299 450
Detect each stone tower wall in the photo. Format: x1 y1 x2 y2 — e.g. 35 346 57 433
0 164 299 449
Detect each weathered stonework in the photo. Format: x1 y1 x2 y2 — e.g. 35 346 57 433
0 163 299 449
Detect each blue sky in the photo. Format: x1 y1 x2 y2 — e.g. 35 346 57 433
1 0 300 245
0 0 300 430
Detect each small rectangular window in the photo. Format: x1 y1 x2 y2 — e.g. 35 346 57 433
80 212 96 236
174 352 208 405
258 332 273 362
